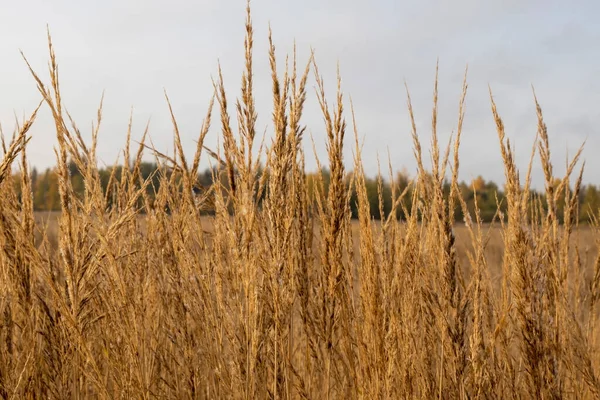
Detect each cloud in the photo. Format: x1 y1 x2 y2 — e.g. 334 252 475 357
0 0 598 188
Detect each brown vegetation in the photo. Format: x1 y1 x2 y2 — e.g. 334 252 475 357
1 6 600 399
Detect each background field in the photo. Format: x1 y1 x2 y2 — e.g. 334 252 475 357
31 211 600 284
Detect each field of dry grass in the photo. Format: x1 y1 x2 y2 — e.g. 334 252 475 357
2 5 600 399
32 212 600 316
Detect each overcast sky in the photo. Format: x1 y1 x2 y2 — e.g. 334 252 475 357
0 0 598 188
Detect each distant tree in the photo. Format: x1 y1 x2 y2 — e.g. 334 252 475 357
581 184 600 222
471 175 486 192
31 167 38 189
33 168 61 211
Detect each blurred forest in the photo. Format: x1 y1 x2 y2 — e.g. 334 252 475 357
10 160 600 223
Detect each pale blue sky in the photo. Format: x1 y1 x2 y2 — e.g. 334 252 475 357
0 0 598 187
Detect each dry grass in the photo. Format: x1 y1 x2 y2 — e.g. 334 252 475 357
1 5 600 399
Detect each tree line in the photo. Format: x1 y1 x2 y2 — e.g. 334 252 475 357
10 160 600 223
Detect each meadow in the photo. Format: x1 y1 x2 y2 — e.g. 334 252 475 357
2 7 600 399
